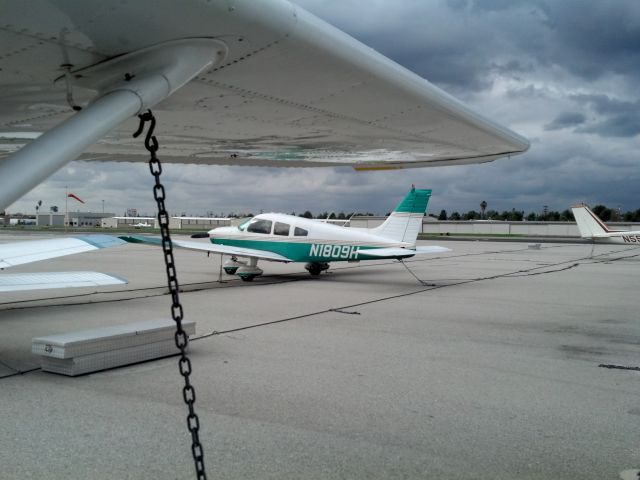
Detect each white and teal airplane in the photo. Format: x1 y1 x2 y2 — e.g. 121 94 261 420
121 188 450 281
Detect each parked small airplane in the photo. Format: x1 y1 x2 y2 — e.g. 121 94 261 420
0 235 127 292
571 204 640 244
133 222 152 228
121 188 450 281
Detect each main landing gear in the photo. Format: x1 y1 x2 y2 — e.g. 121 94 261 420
236 257 263 282
304 262 330 276
221 257 262 281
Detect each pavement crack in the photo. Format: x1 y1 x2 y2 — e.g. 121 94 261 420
598 364 640 372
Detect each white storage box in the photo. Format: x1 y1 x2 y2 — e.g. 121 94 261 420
32 319 195 376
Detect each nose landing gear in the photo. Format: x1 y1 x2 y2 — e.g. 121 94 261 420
223 257 247 275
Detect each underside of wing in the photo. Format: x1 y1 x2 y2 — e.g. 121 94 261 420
120 236 293 262
0 235 127 269
0 271 127 292
0 0 529 172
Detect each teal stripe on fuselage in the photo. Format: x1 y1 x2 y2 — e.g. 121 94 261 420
212 238 398 262
394 189 432 214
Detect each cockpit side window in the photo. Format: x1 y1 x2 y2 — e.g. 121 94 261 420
274 222 290 236
294 227 308 237
247 219 272 234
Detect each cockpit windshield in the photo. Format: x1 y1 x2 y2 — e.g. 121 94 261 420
247 218 272 234
237 218 251 231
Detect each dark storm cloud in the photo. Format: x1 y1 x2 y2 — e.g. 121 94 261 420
544 112 586 131
570 94 640 138
540 1 640 81
444 0 640 83
299 0 640 95
578 116 640 138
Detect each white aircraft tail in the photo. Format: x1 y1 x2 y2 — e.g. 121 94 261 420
570 204 615 238
371 187 431 244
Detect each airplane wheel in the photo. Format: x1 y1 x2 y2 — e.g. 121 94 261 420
240 275 255 282
223 267 238 275
307 264 322 275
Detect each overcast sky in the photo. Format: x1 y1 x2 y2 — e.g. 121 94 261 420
8 0 640 217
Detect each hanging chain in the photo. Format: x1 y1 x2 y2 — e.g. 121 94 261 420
133 110 207 480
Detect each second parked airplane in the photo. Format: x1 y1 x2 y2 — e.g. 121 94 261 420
571 204 640 244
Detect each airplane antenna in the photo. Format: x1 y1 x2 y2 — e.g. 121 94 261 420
133 111 208 479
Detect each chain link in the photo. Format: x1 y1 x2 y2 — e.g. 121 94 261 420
133 110 207 480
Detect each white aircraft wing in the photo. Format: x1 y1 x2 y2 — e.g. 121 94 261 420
359 246 451 258
0 235 128 293
120 236 293 262
0 272 127 293
0 235 127 269
0 0 529 176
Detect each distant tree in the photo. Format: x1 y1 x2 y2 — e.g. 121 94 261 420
548 211 560 221
301 210 313 219
592 205 612 222
623 209 640 222
480 200 487 219
464 210 479 220
337 212 346 219
438 209 447 220
449 211 461 220
512 210 524 221
329 212 336 219
526 212 537 221
560 209 573 221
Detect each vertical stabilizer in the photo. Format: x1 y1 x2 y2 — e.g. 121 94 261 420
570 204 611 238
372 188 431 244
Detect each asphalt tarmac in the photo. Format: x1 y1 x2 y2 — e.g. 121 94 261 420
1 233 639 479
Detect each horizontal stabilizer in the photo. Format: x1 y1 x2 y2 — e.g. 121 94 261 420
119 235 293 262
414 246 451 254
0 271 127 292
359 245 450 258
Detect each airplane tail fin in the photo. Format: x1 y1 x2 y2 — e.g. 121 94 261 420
570 204 612 238
371 187 431 244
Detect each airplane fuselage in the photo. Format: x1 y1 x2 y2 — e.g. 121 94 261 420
208 213 414 263
594 232 640 244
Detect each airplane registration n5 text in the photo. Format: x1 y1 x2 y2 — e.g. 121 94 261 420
622 235 640 243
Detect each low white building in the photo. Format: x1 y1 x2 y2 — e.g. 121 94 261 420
101 216 156 229
67 212 114 227
168 217 232 230
36 213 66 227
